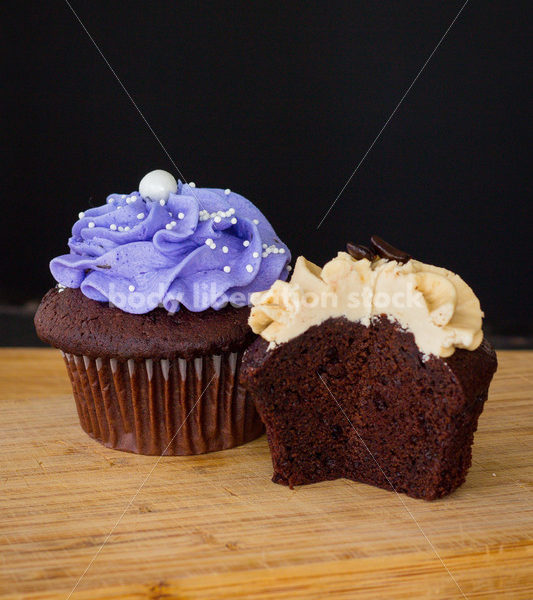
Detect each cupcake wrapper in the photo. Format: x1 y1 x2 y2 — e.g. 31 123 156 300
61 351 264 455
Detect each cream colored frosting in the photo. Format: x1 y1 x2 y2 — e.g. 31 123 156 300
249 252 484 358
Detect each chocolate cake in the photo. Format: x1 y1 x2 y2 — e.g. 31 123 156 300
35 287 262 455
241 238 497 500
242 317 496 500
35 287 256 360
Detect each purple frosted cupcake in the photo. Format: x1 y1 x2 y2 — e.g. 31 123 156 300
35 170 291 455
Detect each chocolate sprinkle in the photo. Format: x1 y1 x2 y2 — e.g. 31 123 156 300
346 242 376 261
370 235 411 264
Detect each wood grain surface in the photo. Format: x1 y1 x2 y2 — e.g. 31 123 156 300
0 349 531 599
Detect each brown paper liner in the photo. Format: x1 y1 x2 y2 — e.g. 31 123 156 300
61 351 264 455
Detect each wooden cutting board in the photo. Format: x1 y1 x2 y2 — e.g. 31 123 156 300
0 348 531 599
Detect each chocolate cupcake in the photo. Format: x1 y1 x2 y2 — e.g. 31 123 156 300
241 238 497 500
35 170 291 455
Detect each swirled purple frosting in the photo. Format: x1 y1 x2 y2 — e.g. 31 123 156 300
50 182 291 314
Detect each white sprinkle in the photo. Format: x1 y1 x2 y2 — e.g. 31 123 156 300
88 222 95 228
118 226 124 231
159 199 166 206
243 240 250 247
492 473 496 477
78 212 85 219
223 266 231 273
178 212 185 219
253 219 259 225
128 285 135 292
210 242 216 249
165 223 172 230
117 205 122 209
279 248 285 254
108 197 115 204
222 246 229 253
262 243 267 249
110 224 117 230
168 211 173 216
205 238 213 246
171 221 176 227
246 264 253 273
126 197 136 204
287 265 292 272
273 247 279 254
229 208 236 215
262 252 267 258
230 217 237 224
137 213 145 220
121 195 126 199
124 226 130 231
224 188 231 195
253 252 259 258
189 182 196 188
214 216 222 223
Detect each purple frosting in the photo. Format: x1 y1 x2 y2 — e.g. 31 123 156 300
50 183 291 314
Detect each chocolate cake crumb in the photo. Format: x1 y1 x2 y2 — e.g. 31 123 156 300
241 316 497 500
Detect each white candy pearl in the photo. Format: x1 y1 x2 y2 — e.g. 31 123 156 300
139 170 178 202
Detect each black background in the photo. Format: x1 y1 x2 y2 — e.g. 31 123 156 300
1 1 531 339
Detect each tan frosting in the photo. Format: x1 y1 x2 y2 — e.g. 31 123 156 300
249 252 484 358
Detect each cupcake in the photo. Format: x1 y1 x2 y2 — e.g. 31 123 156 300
35 170 291 455
241 236 497 500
